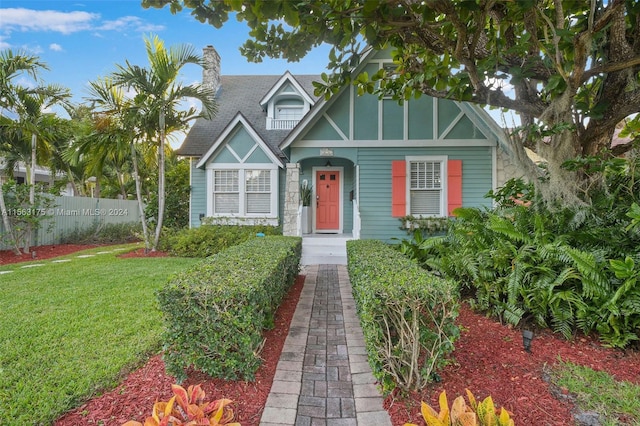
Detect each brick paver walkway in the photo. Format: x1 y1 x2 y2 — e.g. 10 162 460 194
260 264 392 426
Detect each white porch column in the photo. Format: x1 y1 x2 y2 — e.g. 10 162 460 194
283 163 301 236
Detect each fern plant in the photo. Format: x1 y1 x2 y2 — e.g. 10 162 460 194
396 169 640 348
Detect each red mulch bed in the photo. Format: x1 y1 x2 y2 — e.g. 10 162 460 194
4 245 639 425
387 306 640 426
0 244 103 265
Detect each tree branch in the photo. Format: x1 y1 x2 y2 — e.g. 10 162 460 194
582 55 640 83
414 81 547 117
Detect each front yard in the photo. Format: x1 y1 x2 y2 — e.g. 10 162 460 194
0 244 199 424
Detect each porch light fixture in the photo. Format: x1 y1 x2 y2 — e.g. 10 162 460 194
522 330 534 353
325 160 332 167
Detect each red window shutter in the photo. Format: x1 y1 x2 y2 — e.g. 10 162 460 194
447 159 463 216
391 160 406 217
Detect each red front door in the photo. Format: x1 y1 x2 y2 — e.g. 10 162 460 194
315 170 340 231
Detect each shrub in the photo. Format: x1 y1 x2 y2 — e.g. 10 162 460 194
157 236 301 382
145 156 191 230
122 383 239 426
405 389 515 426
60 221 142 244
347 239 459 394
161 224 281 257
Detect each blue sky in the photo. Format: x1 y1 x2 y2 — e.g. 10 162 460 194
0 0 331 105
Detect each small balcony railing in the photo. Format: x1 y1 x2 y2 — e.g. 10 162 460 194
266 118 300 130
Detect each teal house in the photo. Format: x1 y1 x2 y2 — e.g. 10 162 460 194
177 46 515 241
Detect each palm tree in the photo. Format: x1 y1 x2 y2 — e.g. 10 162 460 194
83 77 155 250
0 49 48 255
4 84 71 251
67 88 140 199
111 34 216 251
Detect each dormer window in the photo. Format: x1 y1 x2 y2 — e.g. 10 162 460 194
261 72 314 130
272 98 304 129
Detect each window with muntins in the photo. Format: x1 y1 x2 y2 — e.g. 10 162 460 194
245 170 271 214
213 170 239 214
409 160 442 216
213 169 273 216
275 105 303 120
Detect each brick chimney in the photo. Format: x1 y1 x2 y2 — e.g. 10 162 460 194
202 45 220 95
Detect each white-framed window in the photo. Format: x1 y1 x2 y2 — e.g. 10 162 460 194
275 105 304 121
213 170 239 214
211 167 277 217
407 156 446 216
245 170 271 214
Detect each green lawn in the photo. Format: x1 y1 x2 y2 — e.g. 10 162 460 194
0 244 199 424
551 361 640 425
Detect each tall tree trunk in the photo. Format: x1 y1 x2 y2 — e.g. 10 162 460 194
131 142 151 252
94 177 101 199
152 110 166 251
23 133 37 253
532 90 587 208
117 169 127 199
0 181 21 255
65 166 81 196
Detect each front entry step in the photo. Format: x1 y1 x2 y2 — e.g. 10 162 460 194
301 235 351 265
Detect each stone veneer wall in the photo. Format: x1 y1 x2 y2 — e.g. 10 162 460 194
283 163 300 236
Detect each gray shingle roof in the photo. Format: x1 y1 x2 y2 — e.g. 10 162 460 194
177 74 321 159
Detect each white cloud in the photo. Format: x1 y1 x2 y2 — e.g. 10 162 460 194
49 43 63 52
97 16 164 33
0 8 164 35
0 8 98 34
0 36 10 50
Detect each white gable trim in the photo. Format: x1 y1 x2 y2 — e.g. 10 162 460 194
195 113 284 169
456 102 510 151
259 71 315 108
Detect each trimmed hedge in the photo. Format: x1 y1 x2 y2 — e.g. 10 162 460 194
157 236 302 382
347 239 460 394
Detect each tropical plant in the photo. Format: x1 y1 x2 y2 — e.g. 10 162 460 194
83 76 154 250
594 256 640 348
300 180 312 206
123 384 240 426
110 34 216 251
62 103 131 198
0 61 70 252
0 49 48 254
399 164 640 348
404 389 515 426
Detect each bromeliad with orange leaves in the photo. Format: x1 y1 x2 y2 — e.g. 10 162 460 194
404 389 515 426
122 383 240 426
